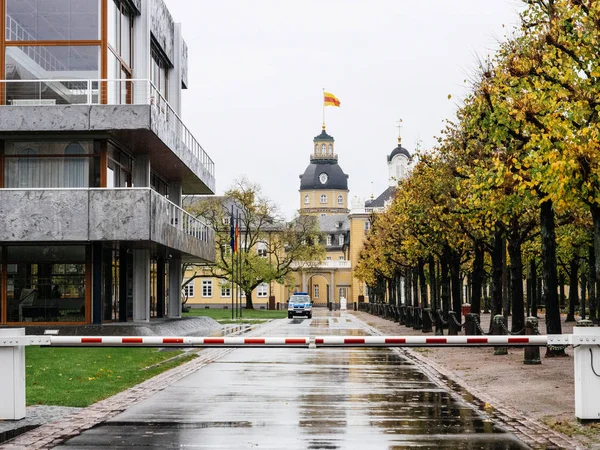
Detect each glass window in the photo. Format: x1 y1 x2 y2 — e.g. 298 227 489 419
183 281 194 298
326 235 332 246
304 194 309 205
339 235 344 246
202 280 212 297
220 282 231 298
313 284 319 299
257 283 268 298
5 141 92 188
320 194 327 204
339 256 344 260
6 0 100 41
337 194 343 205
257 242 267 258
6 245 87 323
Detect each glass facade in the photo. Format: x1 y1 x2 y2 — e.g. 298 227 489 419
6 245 86 323
6 0 100 41
4 140 92 188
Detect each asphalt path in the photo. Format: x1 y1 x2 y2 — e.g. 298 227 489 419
55 310 527 449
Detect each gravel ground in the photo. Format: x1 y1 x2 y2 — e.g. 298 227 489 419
352 310 600 450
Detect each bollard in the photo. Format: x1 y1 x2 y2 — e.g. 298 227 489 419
492 315 508 355
399 305 406 325
435 309 445 335
0 328 26 420
464 313 479 336
413 307 423 330
422 308 433 333
353 301 358 311
523 317 541 365
405 306 414 328
448 311 460 336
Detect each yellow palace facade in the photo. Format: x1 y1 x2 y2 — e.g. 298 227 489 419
184 126 412 309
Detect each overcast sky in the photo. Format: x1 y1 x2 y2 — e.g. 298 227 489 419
164 0 524 219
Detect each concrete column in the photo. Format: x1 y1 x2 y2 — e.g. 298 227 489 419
170 23 183 115
156 256 165 318
133 154 150 188
133 0 151 100
301 272 306 292
168 256 182 318
132 248 150 323
330 270 335 308
168 181 182 207
92 242 103 325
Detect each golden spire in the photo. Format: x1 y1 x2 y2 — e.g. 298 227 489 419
397 118 403 145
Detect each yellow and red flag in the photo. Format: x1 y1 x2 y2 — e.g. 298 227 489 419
324 91 340 107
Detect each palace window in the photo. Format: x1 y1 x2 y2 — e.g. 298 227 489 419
202 280 212 297
339 235 344 246
326 235 332 246
314 284 320 299
320 194 327 204
220 282 231 298
304 194 310 205
183 280 194 298
257 283 269 298
257 242 268 258
337 194 343 205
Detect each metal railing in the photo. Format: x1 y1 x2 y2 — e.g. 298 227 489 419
167 199 211 243
0 78 215 180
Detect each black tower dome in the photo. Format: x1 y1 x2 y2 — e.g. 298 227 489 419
299 127 349 191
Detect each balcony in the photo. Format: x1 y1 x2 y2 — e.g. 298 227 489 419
0 79 215 194
0 188 215 262
292 260 351 270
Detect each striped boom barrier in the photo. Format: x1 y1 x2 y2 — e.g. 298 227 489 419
45 336 311 347
313 335 571 347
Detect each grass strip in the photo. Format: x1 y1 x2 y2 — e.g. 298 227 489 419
183 308 286 322
26 346 196 407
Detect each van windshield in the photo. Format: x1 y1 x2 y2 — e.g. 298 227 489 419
291 296 310 303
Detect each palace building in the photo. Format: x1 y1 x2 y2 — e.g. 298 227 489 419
0 0 215 326
184 125 413 309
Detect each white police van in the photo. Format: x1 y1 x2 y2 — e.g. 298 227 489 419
287 292 312 319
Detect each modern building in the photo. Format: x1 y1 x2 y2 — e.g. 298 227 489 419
0 0 215 326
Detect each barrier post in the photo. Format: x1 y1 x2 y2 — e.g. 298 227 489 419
0 328 26 420
523 317 541 365
464 313 479 336
448 311 460 336
573 325 600 420
422 308 433 333
492 315 508 355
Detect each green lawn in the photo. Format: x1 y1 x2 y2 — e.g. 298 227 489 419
26 346 196 407
184 308 287 323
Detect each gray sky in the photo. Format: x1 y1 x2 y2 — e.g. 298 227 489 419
164 0 524 219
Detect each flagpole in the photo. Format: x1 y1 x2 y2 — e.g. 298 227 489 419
230 206 234 321
238 211 243 318
322 87 325 128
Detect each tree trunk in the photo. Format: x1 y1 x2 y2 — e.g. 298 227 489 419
412 267 420 308
507 230 525 333
589 245 596 323
592 205 600 323
418 258 429 308
471 242 484 315
559 272 566 308
540 199 564 356
404 269 412 306
566 257 578 322
245 289 255 309
501 236 510 322
429 255 438 311
450 249 462 316
530 259 538 317
441 245 451 314
491 230 504 325
581 272 587 320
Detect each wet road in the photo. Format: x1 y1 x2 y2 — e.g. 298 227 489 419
56 311 527 449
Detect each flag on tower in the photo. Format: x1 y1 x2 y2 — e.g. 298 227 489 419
324 91 341 107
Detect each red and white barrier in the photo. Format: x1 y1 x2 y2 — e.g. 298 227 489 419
46 336 311 347
313 335 566 347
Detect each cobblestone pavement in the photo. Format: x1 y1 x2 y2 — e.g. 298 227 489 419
352 310 596 450
0 320 283 450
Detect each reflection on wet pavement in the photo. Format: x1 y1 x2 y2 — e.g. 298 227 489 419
55 310 527 449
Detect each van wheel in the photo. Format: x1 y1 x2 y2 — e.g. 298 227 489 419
288 313 293 319
307 313 312 319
